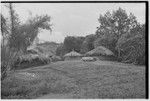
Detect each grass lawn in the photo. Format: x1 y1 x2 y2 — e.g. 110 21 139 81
1 60 145 99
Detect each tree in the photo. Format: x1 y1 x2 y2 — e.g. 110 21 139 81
94 33 117 54
1 3 20 80
9 14 52 52
95 7 139 56
75 36 85 52
116 24 145 64
1 14 9 80
80 34 95 53
63 36 85 53
56 43 66 57
1 14 9 36
56 36 85 56
1 3 52 80
1 14 9 47
63 36 77 52
97 8 137 39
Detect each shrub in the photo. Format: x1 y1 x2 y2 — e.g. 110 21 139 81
51 55 62 62
1 45 20 80
14 54 51 69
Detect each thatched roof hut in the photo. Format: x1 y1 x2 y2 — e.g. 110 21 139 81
64 50 82 60
85 46 114 56
64 50 82 57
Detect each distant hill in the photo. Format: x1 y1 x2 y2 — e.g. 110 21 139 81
36 41 60 56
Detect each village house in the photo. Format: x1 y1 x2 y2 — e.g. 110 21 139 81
64 50 82 60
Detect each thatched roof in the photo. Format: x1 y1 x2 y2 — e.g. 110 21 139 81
85 46 114 56
64 50 82 57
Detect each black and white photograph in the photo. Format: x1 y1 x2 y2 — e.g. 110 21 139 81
1 1 148 99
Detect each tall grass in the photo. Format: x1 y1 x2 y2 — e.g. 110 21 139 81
1 70 77 99
14 53 52 69
1 44 20 80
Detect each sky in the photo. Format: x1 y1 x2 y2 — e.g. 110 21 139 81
1 3 145 43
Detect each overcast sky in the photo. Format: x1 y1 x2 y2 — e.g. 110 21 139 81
1 3 145 43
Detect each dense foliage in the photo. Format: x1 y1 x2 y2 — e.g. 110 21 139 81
56 7 145 65
1 4 52 80
116 24 145 64
9 15 52 52
80 34 96 53
1 5 146 81
63 36 85 53
95 8 145 64
56 43 66 57
56 36 85 56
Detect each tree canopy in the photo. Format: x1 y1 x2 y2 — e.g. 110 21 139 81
63 36 85 53
1 3 52 80
80 34 96 53
95 7 145 64
56 7 145 65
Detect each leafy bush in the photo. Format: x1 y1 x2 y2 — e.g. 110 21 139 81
116 25 145 65
80 34 95 54
95 8 145 65
1 4 52 80
51 56 62 62
1 45 20 80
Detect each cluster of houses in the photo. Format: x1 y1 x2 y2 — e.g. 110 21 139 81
27 40 116 62
64 46 115 61
27 37 116 62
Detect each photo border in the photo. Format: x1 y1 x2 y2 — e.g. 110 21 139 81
1 0 149 99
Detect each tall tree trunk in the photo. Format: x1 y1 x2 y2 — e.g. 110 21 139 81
9 3 15 35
